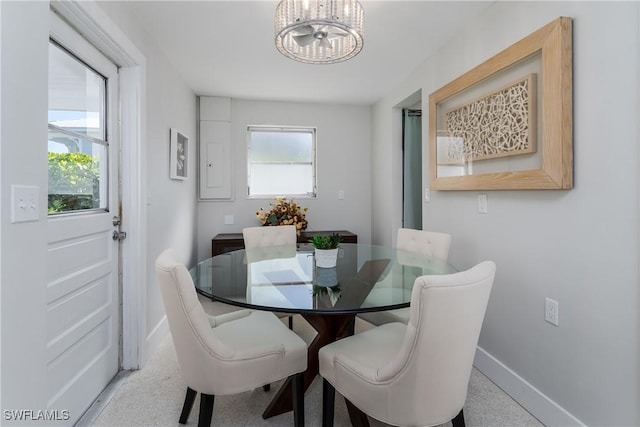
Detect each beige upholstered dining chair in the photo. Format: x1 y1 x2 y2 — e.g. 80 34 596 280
155 249 307 427
396 227 452 260
320 261 496 427
359 228 452 326
243 225 297 328
242 224 297 248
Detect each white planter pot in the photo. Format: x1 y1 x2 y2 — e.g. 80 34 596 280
316 266 338 287
315 248 338 268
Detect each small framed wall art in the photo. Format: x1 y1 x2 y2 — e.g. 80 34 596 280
170 128 189 180
429 17 573 190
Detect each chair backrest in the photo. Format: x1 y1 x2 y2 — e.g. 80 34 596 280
155 249 235 394
242 225 297 249
380 261 496 425
396 228 452 261
244 244 297 263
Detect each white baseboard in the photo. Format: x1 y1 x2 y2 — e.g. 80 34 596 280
474 346 585 427
144 316 169 366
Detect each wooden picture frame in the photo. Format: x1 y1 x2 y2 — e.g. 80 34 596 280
170 128 189 180
429 17 572 190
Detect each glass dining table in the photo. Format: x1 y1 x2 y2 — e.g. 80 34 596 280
190 243 457 422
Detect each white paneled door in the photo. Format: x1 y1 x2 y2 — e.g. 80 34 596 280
46 12 121 424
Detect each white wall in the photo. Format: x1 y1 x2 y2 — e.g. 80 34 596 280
95 1 198 362
1 1 50 416
372 2 639 426
197 99 371 260
0 0 197 419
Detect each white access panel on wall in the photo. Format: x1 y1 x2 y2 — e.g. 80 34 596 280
199 96 232 199
200 121 232 199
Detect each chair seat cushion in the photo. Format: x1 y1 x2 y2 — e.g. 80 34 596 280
194 310 307 395
215 310 307 370
319 322 406 385
320 322 414 424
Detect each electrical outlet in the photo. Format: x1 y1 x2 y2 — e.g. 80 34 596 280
545 298 559 326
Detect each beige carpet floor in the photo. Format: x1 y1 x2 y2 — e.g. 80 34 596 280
85 298 543 427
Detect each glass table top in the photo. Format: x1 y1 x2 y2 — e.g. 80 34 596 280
191 243 458 315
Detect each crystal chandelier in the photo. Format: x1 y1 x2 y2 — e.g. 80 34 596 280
274 0 364 64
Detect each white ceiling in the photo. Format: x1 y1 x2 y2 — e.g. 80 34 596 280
125 1 494 105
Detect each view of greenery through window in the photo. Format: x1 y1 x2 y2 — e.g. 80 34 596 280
48 152 100 213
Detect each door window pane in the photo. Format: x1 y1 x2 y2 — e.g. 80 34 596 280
48 41 108 214
49 42 105 139
48 126 107 213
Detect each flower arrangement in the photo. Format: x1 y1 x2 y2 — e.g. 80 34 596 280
256 197 308 236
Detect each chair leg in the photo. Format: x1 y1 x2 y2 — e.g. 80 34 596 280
452 408 465 427
322 378 336 427
179 387 197 424
288 315 294 329
292 372 305 427
198 393 215 427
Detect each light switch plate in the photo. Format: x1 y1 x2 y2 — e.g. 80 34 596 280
224 214 234 225
11 185 40 223
478 194 488 214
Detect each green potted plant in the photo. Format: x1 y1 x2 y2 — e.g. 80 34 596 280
310 233 340 268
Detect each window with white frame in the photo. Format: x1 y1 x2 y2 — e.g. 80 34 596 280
247 126 317 198
48 40 109 214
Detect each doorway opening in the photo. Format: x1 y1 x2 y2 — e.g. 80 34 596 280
402 108 422 230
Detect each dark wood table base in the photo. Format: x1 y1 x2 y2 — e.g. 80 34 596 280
262 313 369 426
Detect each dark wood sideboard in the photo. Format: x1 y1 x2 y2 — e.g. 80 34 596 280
211 230 358 256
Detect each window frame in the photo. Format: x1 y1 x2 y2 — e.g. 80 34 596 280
246 125 318 199
47 37 112 216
